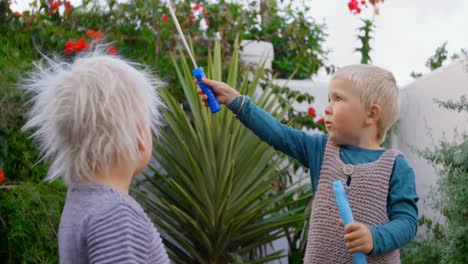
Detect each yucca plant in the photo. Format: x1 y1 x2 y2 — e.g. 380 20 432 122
133 39 311 263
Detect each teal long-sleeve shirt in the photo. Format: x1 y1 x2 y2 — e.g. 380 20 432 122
228 96 419 256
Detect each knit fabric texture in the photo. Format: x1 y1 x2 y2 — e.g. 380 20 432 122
59 182 170 264
303 140 401 264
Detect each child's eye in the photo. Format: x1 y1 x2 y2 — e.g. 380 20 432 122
335 96 342 101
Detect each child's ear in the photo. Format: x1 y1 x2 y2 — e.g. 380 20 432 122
137 137 145 152
366 104 381 125
136 121 146 152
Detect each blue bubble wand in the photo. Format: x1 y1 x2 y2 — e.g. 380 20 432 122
165 1 221 113
333 180 368 264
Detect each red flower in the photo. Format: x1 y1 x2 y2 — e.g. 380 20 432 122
86 29 103 39
348 0 362 14
52 1 61 9
361 0 366 5
74 38 89 52
0 168 5 183
202 7 207 13
107 45 118 55
316 118 325 125
308 107 317 118
64 38 89 55
193 4 201 11
13 11 22 17
162 14 169 23
86 30 103 44
64 40 75 55
65 1 72 13
348 0 359 11
48 1 60 15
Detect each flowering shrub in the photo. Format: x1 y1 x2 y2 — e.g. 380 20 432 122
346 0 386 64
243 1 328 79
157 0 328 79
3 0 328 80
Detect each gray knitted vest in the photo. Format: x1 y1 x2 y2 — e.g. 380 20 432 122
303 140 401 264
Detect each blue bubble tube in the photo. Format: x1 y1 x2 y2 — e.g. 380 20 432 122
333 180 368 264
192 67 221 113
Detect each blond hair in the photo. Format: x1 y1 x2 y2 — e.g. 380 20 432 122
332 64 399 143
22 48 164 185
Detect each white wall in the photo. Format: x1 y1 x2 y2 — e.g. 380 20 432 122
274 79 329 117
392 61 468 224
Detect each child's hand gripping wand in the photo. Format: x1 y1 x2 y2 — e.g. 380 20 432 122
332 180 368 264
165 1 221 113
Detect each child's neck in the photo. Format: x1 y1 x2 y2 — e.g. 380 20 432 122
345 137 382 150
91 165 134 194
346 126 382 150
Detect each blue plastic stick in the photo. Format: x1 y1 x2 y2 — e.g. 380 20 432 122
165 1 220 113
332 180 368 264
192 67 221 113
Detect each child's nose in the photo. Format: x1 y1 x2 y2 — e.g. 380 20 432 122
324 104 332 115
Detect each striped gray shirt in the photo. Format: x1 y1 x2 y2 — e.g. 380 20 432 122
59 182 170 264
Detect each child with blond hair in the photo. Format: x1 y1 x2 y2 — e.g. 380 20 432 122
197 64 418 263
23 50 170 263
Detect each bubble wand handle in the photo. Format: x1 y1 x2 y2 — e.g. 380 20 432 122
332 180 368 264
165 1 221 113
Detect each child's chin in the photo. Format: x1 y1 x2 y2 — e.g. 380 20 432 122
328 135 344 145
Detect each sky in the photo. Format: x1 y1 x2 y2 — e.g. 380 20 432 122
303 0 468 86
10 0 468 87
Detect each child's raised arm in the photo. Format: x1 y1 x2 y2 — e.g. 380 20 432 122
197 78 325 169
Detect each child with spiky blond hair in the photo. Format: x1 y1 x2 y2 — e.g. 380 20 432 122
22 50 170 263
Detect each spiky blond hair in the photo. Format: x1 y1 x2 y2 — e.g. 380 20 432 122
22 49 164 185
